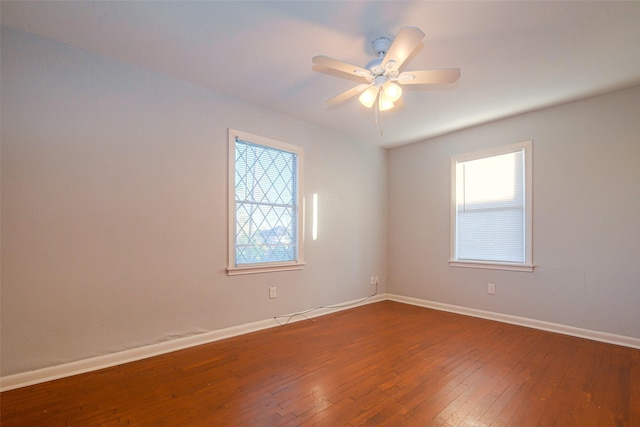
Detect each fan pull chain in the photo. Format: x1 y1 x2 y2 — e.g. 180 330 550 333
373 93 384 136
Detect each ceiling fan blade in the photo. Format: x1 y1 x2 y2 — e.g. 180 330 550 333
397 68 461 85
326 83 370 105
312 55 371 79
382 26 425 72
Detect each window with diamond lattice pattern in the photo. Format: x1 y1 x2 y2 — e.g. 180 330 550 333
228 130 304 273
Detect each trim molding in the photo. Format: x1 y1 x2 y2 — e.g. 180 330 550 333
0 294 385 392
448 260 535 272
3 293 639 392
387 294 640 350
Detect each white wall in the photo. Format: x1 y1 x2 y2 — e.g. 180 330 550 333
0 27 388 376
388 85 640 339
3 24 638 380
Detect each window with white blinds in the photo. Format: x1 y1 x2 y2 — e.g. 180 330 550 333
227 129 304 275
450 141 533 272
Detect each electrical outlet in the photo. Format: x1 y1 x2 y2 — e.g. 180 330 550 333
488 283 496 295
370 276 375 285
374 276 379 285
269 286 277 299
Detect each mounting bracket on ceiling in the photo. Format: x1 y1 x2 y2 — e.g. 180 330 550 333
371 37 391 57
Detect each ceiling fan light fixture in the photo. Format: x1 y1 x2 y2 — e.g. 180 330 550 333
382 81 402 103
379 95 394 111
359 86 378 108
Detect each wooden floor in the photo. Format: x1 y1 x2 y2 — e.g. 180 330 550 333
1 301 639 426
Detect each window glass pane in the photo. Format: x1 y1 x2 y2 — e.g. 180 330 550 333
234 138 297 265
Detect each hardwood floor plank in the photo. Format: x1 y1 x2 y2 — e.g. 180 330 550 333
2 301 638 426
631 350 640 427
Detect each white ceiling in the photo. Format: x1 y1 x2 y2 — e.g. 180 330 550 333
2 1 640 148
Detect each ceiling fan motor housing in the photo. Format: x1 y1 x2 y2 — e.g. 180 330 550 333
365 57 384 75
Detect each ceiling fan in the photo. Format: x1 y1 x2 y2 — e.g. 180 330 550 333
312 26 460 113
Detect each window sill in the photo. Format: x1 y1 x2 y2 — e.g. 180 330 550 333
227 262 305 276
449 260 535 272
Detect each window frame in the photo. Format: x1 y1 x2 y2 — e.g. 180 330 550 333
227 129 305 276
449 141 534 272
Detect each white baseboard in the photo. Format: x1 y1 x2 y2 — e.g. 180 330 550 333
3 293 637 392
387 294 640 350
0 294 385 392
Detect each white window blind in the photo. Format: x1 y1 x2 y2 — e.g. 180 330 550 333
451 141 533 271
